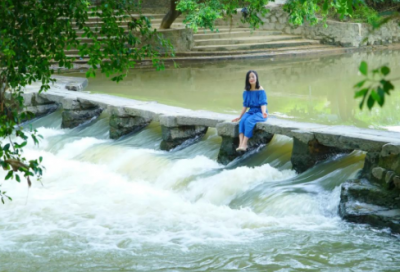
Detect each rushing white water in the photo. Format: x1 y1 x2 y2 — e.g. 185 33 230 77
1 111 400 272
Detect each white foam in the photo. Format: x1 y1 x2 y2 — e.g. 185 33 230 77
155 156 221 189
56 137 108 159
184 164 296 205
0 147 278 247
0 126 344 252
383 126 400 132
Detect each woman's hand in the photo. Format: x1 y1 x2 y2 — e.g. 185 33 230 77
232 117 241 122
263 112 268 119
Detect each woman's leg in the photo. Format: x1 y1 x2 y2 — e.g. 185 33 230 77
238 113 250 148
242 136 249 150
242 114 263 150
239 133 244 148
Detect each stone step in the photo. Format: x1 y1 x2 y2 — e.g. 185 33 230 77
71 21 185 31
81 16 185 25
168 47 344 62
193 39 320 51
194 35 301 46
59 45 341 64
62 44 331 58
175 44 333 56
151 18 186 23
82 13 166 22
70 26 180 35
193 30 283 40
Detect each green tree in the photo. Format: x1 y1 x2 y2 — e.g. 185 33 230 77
0 0 173 203
160 0 271 30
282 0 400 110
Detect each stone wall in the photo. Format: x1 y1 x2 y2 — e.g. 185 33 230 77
136 28 193 54
361 21 400 46
136 0 169 13
303 20 400 47
216 5 400 48
157 28 194 52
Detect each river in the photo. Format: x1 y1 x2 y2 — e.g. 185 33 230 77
1 50 400 271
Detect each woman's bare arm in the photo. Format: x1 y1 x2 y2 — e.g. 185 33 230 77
261 105 267 114
261 105 268 118
232 107 248 122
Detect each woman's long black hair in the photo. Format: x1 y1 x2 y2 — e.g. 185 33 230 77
245 70 260 91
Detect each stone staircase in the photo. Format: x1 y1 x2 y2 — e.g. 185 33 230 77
61 12 342 65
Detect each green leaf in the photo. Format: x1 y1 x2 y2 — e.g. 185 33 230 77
354 79 366 88
377 87 385 107
3 144 10 151
16 174 21 182
367 95 375 110
359 61 368 76
370 90 381 104
354 88 368 98
359 94 367 110
381 66 390 76
5 171 13 180
381 80 394 94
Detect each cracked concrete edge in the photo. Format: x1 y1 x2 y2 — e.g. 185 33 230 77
216 122 239 138
176 115 223 127
291 130 315 144
313 131 386 152
159 115 178 127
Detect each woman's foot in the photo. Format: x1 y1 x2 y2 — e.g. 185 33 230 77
236 146 248 152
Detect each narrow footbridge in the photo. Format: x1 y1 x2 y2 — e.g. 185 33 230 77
19 75 400 234
22 76 400 174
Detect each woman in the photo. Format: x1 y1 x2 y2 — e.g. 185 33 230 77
232 70 268 151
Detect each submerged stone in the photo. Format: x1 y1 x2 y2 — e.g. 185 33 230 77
61 99 103 129
160 125 208 151
62 108 103 129
291 137 351 173
372 167 386 181
109 115 152 140
217 128 274 165
339 179 400 234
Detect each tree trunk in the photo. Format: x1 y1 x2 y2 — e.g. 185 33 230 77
160 0 181 29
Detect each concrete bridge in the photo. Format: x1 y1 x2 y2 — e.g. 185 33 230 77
22 76 400 170
19 75 400 233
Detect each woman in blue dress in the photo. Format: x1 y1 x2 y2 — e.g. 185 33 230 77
232 70 268 151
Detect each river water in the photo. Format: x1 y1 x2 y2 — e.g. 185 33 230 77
70 49 400 130
1 50 400 271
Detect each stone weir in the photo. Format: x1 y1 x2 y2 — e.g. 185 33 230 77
22 76 400 235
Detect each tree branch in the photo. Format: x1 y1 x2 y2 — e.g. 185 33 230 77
4 159 29 171
160 0 182 29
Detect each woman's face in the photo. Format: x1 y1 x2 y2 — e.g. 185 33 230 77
249 72 257 85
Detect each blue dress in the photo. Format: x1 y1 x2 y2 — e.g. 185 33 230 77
239 90 268 138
